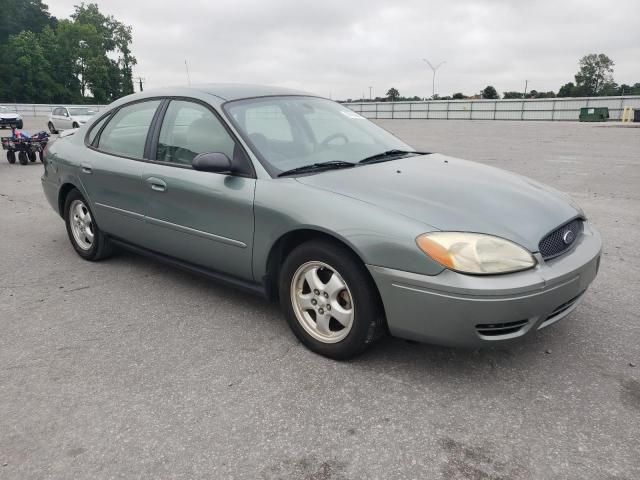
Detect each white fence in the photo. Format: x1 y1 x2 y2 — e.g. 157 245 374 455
3 96 640 121
345 95 640 121
0 103 107 117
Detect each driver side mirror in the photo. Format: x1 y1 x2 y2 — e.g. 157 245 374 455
192 152 234 173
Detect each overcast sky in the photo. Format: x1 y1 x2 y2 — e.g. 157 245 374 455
47 0 640 99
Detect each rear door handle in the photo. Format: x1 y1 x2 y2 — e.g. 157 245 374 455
80 163 92 174
146 177 167 192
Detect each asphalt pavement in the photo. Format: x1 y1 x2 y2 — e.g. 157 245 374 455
1 117 639 479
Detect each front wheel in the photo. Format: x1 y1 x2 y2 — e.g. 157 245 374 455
48 122 57 134
64 189 113 261
18 151 28 165
279 240 385 359
7 151 16 164
28 151 36 162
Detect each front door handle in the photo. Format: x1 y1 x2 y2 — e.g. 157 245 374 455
80 163 92 174
146 177 167 192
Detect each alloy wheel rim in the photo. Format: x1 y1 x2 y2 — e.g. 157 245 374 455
69 199 94 250
290 261 354 343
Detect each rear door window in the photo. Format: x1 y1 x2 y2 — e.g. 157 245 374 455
97 100 161 159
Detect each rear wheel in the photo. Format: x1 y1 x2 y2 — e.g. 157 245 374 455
28 151 36 162
18 151 28 165
64 189 113 261
38 150 44 162
7 151 16 164
279 240 384 359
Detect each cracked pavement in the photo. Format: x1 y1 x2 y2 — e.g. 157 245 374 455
0 118 639 479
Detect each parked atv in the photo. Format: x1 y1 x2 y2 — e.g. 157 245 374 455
1 125 49 165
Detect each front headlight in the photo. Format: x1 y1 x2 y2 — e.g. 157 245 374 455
416 232 536 275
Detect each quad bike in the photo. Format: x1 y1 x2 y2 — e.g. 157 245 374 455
1 124 49 165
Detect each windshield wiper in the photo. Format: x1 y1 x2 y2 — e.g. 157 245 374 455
277 161 356 177
358 149 424 164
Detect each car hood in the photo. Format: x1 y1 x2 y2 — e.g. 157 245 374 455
295 154 581 252
71 115 93 122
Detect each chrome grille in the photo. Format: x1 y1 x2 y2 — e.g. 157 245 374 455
538 219 583 260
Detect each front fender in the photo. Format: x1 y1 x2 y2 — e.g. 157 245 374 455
252 178 445 281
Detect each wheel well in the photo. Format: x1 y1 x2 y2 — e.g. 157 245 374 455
265 229 370 300
57 183 77 217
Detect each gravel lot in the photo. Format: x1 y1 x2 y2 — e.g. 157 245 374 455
1 117 639 479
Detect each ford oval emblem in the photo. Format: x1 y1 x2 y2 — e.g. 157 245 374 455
562 230 575 245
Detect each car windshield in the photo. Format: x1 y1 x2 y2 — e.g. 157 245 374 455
224 96 413 175
68 107 94 116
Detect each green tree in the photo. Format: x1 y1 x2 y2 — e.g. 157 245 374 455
0 2 136 103
574 53 615 96
386 87 399 101
0 30 56 102
558 82 577 97
70 3 137 101
0 0 56 43
482 85 499 99
503 91 523 99
452 92 467 100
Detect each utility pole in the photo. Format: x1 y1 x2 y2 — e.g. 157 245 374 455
523 79 528 99
185 59 192 86
422 58 446 99
369 86 372 100
134 76 145 92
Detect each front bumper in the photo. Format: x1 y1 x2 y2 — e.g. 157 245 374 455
368 222 602 347
0 118 22 126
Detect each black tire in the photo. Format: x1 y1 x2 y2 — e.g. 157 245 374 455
38 150 44 162
72 122 79 129
279 239 385 359
18 151 28 165
16 120 23 129
28 151 36 162
48 122 57 134
7 151 16 164
63 189 113 261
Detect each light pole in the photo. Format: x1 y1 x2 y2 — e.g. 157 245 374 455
185 59 191 86
422 58 446 99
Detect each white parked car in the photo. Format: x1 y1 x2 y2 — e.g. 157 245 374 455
0 106 23 129
48 106 95 133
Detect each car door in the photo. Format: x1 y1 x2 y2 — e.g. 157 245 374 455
141 99 256 280
51 108 62 130
80 100 162 246
58 108 71 129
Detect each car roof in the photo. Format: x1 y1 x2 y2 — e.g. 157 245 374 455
124 84 318 102
185 83 317 101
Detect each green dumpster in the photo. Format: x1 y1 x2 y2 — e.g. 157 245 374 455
579 107 609 122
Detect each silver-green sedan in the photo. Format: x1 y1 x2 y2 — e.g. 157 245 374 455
41 84 602 359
